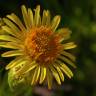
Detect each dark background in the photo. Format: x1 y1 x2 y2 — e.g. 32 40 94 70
0 0 96 96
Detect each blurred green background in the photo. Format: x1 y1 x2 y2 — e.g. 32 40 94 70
0 0 96 96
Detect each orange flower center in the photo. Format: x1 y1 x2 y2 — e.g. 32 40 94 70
24 26 62 65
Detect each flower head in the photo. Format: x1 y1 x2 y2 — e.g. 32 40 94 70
0 5 76 89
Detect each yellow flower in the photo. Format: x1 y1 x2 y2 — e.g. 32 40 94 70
0 5 76 89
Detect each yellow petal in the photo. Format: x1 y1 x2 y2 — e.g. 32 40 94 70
3 18 20 33
55 60 73 78
0 29 6 35
6 56 27 70
58 55 76 68
63 42 77 50
56 28 71 42
7 13 26 32
45 10 51 27
39 67 46 84
51 15 61 32
42 10 49 26
53 63 64 82
60 63 73 77
2 50 24 57
50 65 61 85
31 66 40 85
2 26 20 37
0 42 22 49
59 66 71 78
61 51 76 62
38 15 41 26
47 68 52 89
21 5 30 29
16 61 37 76
0 35 21 43
34 5 40 26
28 8 34 27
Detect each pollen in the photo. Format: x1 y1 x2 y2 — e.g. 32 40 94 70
24 26 62 65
